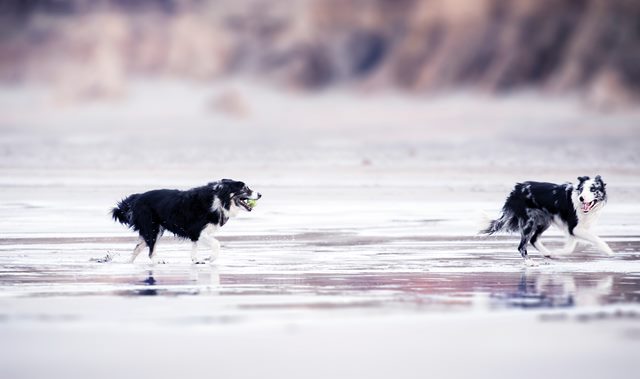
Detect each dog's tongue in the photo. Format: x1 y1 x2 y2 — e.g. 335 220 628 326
582 201 593 212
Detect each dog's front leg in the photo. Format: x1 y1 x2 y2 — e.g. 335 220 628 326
191 242 206 264
199 225 221 263
200 234 220 262
557 236 578 255
573 228 614 256
208 237 221 262
532 239 553 257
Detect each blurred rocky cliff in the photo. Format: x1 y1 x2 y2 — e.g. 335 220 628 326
1 0 638 105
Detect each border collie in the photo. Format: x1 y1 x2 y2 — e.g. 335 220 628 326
111 179 260 264
481 175 612 265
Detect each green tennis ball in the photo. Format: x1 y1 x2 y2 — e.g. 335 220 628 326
246 199 258 208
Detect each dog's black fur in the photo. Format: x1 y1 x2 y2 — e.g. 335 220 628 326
482 175 609 262
112 179 260 262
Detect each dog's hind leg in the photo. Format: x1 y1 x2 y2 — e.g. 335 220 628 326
130 237 147 263
142 224 163 264
530 225 552 258
149 248 165 264
518 220 537 266
149 243 165 264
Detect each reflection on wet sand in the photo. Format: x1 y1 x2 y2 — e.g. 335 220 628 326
2 258 639 314
490 273 615 309
0 221 638 328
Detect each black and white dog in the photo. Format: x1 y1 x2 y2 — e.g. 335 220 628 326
481 175 612 265
111 179 261 264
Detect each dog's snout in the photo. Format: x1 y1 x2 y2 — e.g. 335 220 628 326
579 196 584 202
257 192 262 199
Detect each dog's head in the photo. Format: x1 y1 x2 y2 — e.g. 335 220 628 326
210 179 261 215
575 175 607 213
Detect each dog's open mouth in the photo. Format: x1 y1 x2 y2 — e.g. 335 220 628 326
581 200 597 213
235 197 254 211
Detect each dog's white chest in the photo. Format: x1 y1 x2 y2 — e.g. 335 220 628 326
576 209 600 229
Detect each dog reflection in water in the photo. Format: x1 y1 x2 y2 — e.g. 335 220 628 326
134 267 221 296
490 273 613 308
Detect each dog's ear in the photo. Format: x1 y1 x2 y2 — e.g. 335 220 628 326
220 179 244 191
595 175 606 188
577 176 589 183
208 181 224 192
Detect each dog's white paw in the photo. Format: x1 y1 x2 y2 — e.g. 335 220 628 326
523 258 538 267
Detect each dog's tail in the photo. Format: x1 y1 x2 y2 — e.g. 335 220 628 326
111 194 138 226
479 210 513 235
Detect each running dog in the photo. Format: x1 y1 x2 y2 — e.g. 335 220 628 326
481 175 612 265
111 179 260 264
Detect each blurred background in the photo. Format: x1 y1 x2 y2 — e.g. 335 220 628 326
0 0 639 183
1 0 639 101
0 0 640 177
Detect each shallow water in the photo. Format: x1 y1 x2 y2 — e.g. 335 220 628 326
1 192 639 325
2 208 640 379
2 180 640 304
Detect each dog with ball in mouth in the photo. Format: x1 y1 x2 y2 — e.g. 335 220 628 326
112 179 261 264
